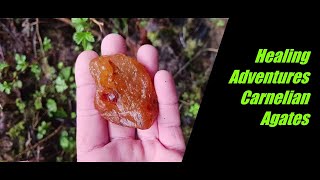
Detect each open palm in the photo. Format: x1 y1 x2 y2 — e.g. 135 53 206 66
75 34 185 162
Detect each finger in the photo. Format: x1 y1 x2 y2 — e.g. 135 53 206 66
101 33 135 141
136 45 159 140
136 44 159 78
75 50 109 155
154 70 185 153
101 33 127 55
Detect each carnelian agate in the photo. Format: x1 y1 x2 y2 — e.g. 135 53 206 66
89 54 159 129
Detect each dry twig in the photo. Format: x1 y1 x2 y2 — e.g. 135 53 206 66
15 125 63 159
173 47 219 79
90 18 104 34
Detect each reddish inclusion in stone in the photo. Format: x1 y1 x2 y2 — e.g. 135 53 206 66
89 54 159 129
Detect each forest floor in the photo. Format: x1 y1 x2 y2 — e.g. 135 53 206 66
0 18 227 161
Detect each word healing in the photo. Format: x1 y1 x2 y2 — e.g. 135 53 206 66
255 49 311 65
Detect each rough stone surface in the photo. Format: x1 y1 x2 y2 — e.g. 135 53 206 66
89 54 159 129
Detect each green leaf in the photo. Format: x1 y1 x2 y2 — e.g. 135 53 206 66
55 76 68 93
73 32 94 50
69 76 74 82
0 62 9 71
216 20 225 27
60 136 69 149
73 32 84 45
69 139 76 151
61 130 68 137
60 67 71 80
43 37 52 52
85 42 93 50
57 62 64 69
56 156 63 162
54 108 68 118
30 64 41 80
5 88 10 94
71 18 82 24
13 80 22 89
15 54 28 72
189 103 200 118
84 42 93 50
85 32 94 42
69 127 75 135
71 112 76 119
71 18 88 24
40 85 46 95
7 121 25 138
34 97 43 110
49 66 56 78
37 133 44 140
0 81 11 94
37 125 43 132
75 25 84 32
72 18 89 32
182 92 189 100
46 98 57 114
139 20 148 28
15 98 26 113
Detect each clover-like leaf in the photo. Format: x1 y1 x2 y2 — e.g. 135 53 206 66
55 76 68 93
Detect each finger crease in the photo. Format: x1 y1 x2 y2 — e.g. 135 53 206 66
110 137 134 141
85 141 109 153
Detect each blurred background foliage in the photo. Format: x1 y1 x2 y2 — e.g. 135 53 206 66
0 18 227 161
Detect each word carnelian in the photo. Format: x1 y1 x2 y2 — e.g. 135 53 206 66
89 54 159 129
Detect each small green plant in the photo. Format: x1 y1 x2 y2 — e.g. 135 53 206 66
0 62 9 71
184 39 203 59
216 20 225 27
147 31 162 47
55 76 68 93
46 98 57 117
189 102 200 118
33 85 46 110
0 81 12 94
60 66 71 80
57 62 64 69
37 121 51 140
30 64 41 80
181 92 201 119
210 18 225 27
60 128 76 161
7 121 26 152
72 18 95 50
15 98 26 113
15 54 28 72
71 112 76 119
139 18 148 28
43 37 52 52
34 96 42 110
7 121 25 139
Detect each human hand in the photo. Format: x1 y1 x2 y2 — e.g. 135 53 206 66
75 34 185 162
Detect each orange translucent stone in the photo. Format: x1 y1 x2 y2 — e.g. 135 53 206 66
89 54 159 129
